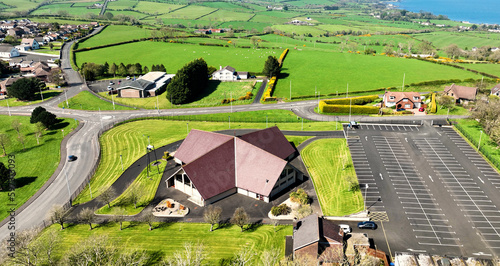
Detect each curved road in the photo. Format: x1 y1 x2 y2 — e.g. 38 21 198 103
0 33 466 241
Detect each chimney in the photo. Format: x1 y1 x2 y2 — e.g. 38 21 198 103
293 221 301 231
220 65 222 70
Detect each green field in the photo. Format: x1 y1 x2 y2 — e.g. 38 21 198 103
0 90 62 107
456 63 500 77
107 0 138 10
162 109 314 123
38 222 291 264
274 49 479 98
74 119 341 204
78 25 152 48
161 5 216 19
133 1 185 14
203 10 254 22
96 161 166 215
301 138 364 216
31 3 100 16
0 116 77 221
75 41 280 74
1 0 41 12
58 90 135 110
412 32 500 50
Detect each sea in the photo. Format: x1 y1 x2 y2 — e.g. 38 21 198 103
393 0 500 25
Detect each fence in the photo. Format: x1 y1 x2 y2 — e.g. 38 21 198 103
454 123 500 170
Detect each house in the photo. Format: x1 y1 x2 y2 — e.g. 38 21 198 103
116 72 173 98
0 44 20 58
383 91 422 109
15 45 31 52
20 38 40 50
7 28 23 37
211 65 248 81
491 84 500 96
166 127 301 206
444 83 478 104
293 214 344 263
0 77 22 95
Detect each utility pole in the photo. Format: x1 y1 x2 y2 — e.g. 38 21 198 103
39 86 44 102
6 97 11 116
65 89 69 107
349 98 352 122
290 80 292 100
402 73 406 91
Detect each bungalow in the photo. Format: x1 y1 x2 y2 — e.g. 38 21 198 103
0 77 22 95
212 65 248 81
0 44 20 58
491 84 500 96
166 127 301 206
383 91 422 109
116 72 173 98
20 38 40 50
7 28 23 37
444 83 478 104
293 214 344 263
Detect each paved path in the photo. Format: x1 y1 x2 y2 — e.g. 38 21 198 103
252 78 267 104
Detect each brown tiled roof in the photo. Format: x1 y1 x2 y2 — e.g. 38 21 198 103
0 77 21 92
224 65 235 72
444 83 478 101
182 140 235 200
384 91 421 105
491 84 500 95
320 219 343 243
34 68 50 77
239 126 296 160
175 129 233 164
21 38 35 46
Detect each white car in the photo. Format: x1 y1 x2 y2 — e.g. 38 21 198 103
107 86 113 90
339 224 351 234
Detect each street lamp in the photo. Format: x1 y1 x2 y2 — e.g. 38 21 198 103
478 130 483 151
364 184 369 212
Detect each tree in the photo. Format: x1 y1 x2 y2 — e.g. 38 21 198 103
134 63 143 75
418 41 435 55
383 45 393 55
49 68 64 86
98 187 117 209
140 212 156 231
164 242 207 266
233 246 254 265
30 106 47 124
143 65 149 74
445 44 462 59
262 56 280 77
118 63 128 76
127 183 145 208
159 64 166 72
203 205 222 232
36 110 57 129
34 122 44 145
79 207 96 230
103 62 109 75
11 119 21 138
263 26 273 34
17 134 26 151
0 162 10 190
49 205 69 230
0 134 9 157
112 207 127 231
7 77 43 101
109 63 117 77
167 58 208 104
437 94 456 110
49 42 54 50
261 248 280 266
250 36 261 48
64 235 117 266
231 207 249 232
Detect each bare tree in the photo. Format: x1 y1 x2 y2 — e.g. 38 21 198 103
261 247 280 266
233 246 255 266
250 36 261 48
141 211 156 231
65 235 116 266
34 122 44 145
445 44 462 59
0 133 10 157
231 207 250 232
203 205 222 232
112 207 127 231
271 218 279 232
49 204 69 230
407 40 414 55
11 119 21 138
128 183 145 208
165 242 207 266
17 134 26 151
112 250 149 266
98 187 117 209
79 207 96 230
5 228 44 265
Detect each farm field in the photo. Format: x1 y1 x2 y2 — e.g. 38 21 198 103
412 32 500 50
0 115 77 221
73 119 341 204
133 1 185 14
77 25 152 48
161 5 217 20
58 91 134 110
456 63 500 77
38 223 292 264
106 0 137 10
1 0 41 11
202 10 254 22
0 90 62 107
301 138 364 216
274 49 479 98
31 3 100 16
74 41 281 74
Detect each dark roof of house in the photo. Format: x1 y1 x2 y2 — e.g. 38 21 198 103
224 66 236 72
174 127 296 200
445 83 478 101
491 84 500 94
117 79 153 91
293 214 343 251
0 43 14 52
239 126 296 160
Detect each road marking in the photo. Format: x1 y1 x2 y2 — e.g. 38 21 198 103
379 173 383 180
428 175 434 182
478 176 485 184
381 221 393 261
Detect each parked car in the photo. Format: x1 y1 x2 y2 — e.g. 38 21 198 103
396 108 406 112
109 81 114 85
419 107 425 112
349 121 359 129
339 224 352 234
358 221 377 230
250 75 256 78
68 155 77 162
126 76 131 80
107 86 113 90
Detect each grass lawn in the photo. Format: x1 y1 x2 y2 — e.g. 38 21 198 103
454 119 500 171
73 119 342 205
203 10 254 22
78 25 152 49
58 91 135 111
0 115 77 221
274 50 479 98
98 81 259 109
133 2 185 14
31 4 100 16
412 31 500 50
164 109 313 123
96 161 167 215
301 138 364 216
39 222 291 264
0 90 62 107
434 105 470 116
161 5 217 19
455 63 500 77
285 135 313 147
74 41 279 74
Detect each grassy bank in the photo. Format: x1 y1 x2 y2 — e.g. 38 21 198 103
58 91 134 111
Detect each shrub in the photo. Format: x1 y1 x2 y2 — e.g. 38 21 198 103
271 204 291 216
319 102 380 114
322 95 378 105
290 188 309 205
162 152 172 160
166 201 173 208
429 93 438 113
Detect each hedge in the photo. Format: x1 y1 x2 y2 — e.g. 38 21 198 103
278 48 289 67
429 93 437 113
322 95 378 105
262 76 277 101
319 102 380 114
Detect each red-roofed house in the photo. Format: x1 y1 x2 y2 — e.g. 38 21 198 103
444 83 478 104
383 91 422 109
167 127 300 206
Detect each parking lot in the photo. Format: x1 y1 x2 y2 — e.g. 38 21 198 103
345 122 500 258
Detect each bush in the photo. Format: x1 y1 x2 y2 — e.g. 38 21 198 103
322 95 378 105
429 93 438 113
320 102 380 114
290 188 309 205
162 151 172 160
271 204 291 216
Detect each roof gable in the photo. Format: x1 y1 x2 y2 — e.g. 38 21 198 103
384 91 421 104
491 84 500 94
239 126 296 160
293 214 320 250
320 219 343 243
175 130 233 164
445 84 478 100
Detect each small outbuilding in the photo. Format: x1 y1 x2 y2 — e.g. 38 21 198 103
116 72 173 98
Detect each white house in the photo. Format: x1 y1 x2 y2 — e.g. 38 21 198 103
20 38 40 50
383 91 422 109
211 65 248 81
0 44 20 58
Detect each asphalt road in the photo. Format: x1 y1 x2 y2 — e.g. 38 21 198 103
346 122 500 259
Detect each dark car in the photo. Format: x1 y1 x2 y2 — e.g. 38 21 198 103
68 155 77 162
358 221 377 230
396 108 406 112
250 75 256 78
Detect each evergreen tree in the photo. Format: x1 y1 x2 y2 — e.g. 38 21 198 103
134 63 142 74
7 78 44 101
109 63 117 77
159 64 166 72
36 111 57 129
30 106 47 124
143 66 149 74
262 56 280 77
103 62 109 75
0 162 10 191
167 58 208 104
118 63 127 76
